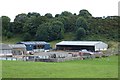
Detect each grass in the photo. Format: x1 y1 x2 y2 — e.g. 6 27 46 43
0 60 1 78
49 40 61 48
49 32 75 48
62 32 75 41
2 36 22 44
2 55 118 78
2 32 75 47
82 34 111 41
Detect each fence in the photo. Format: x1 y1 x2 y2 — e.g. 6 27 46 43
0 57 24 61
26 56 83 62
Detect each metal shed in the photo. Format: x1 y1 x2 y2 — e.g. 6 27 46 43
0 43 12 57
17 41 51 52
9 44 26 55
56 41 108 51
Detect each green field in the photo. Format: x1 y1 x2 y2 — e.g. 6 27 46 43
2 55 118 78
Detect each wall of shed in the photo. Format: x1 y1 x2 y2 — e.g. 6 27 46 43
0 49 12 54
17 42 51 51
25 45 33 51
25 44 50 51
12 48 26 55
95 43 108 51
44 44 51 50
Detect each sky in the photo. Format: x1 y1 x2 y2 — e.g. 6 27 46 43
0 0 119 21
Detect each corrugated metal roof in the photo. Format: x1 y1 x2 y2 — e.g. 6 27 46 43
0 44 12 50
9 44 26 48
56 41 104 46
33 52 68 56
17 41 49 45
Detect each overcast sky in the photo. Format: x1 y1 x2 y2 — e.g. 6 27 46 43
0 0 119 21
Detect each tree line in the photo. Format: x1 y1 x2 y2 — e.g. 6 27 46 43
1 9 119 41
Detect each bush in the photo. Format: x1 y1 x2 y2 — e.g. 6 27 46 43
6 31 13 38
23 33 31 41
75 27 86 40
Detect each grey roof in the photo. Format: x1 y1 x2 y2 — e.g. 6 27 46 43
27 52 69 56
17 41 49 45
0 43 12 50
56 41 106 46
9 44 26 48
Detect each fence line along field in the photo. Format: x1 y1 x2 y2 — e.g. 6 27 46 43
2 55 118 78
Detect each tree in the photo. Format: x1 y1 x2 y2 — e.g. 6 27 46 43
53 15 77 32
79 9 92 19
6 31 13 38
76 17 88 30
35 23 50 41
45 13 53 18
23 33 32 41
61 11 72 17
64 15 78 32
49 21 64 41
14 13 27 23
2 16 11 36
36 21 64 41
27 12 40 18
13 13 28 33
55 14 60 17
23 16 45 37
75 27 86 40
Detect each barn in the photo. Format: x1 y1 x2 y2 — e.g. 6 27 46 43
9 44 26 55
17 41 51 52
56 41 108 51
0 43 12 57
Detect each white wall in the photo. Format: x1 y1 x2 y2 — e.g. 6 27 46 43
95 42 108 51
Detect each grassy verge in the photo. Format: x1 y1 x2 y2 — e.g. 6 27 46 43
2 36 23 44
2 55 118 78
49 32 75 48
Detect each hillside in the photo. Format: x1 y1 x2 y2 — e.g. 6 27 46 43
1 10 119 43
2 32 118 49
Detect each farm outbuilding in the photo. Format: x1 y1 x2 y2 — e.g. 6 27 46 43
56 41 108 51
9 44 26 55
17 41 51 52
0 43 12 57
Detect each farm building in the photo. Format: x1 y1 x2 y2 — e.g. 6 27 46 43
56 41 108 51
17 41 51 52
0 43 12 57
9 44 26 55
